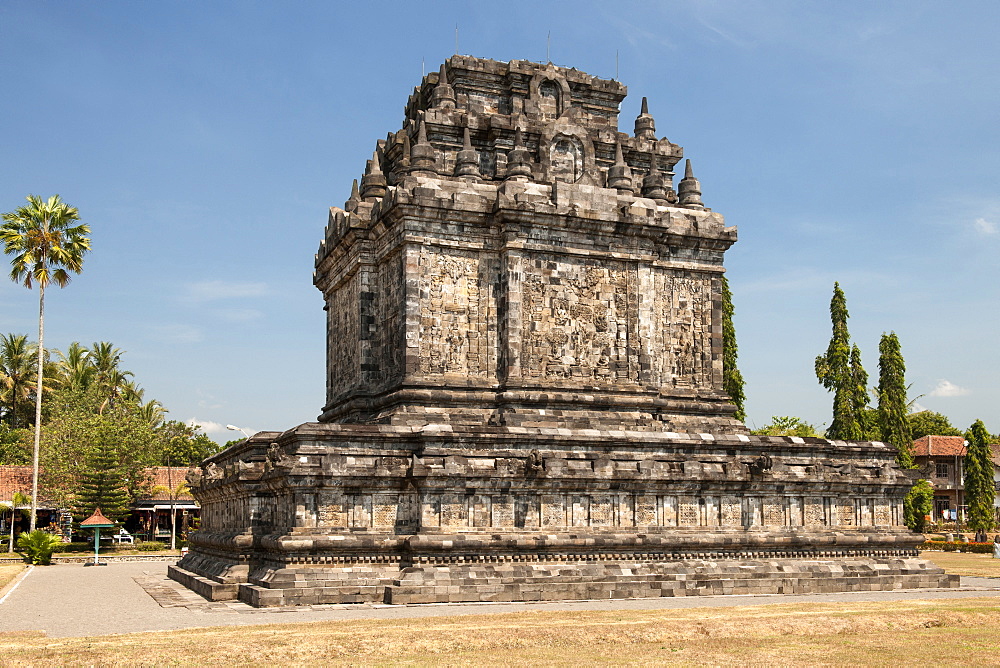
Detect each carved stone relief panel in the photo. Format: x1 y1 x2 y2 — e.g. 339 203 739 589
763 498 785 526
441 495 468 528
590 495 613 526
837 500 855 526
720 496 742 526
492 496 515 527
635 495 657 525
541 494 565 526
804 498 826 526
373 495 398 528
652 271 716 390
317 493 348 527
373 251 404 389
417 247 493 377
678 496 699 526
327 274 360 402
521 256 631 381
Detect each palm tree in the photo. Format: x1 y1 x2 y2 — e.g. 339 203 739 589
136 398 167 429
1 194 91 531
55 341 94 394
0 334 37 428
89 342 133 413
1 490 31 553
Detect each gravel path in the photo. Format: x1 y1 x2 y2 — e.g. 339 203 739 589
1 561 999 638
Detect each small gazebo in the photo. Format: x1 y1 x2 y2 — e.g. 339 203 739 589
80 508 115 566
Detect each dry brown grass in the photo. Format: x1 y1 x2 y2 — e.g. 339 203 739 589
2 597 1000 666
921 550 1000 578
0 563 26 590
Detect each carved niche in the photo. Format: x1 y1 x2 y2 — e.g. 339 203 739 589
549 135 583 183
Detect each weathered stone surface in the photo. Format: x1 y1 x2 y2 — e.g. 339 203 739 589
170 57 956 606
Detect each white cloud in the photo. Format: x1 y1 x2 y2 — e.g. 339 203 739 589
187 418 259 439
928 379 970 397
183 280 271 303
910 401 927 413
974 217 997 235
186 418 227 435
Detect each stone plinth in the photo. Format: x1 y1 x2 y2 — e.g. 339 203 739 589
170 424 955 606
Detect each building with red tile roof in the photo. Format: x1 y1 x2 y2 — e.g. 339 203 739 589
913 435 967 521
912 435 1000 523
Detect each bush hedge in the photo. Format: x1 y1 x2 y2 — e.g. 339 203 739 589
920 540 996 553
135 541 166 552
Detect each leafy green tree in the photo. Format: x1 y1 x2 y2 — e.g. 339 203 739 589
2 194 91 530
39 391 157 511
815 283 862 440
72 440 132 524
903 479 933 532
0 423 30 465
156 420 221 466
720 276 746 422
964 420 996 533
907 410 962 440
751 416 821 438
877 332 913 467
0 333 37 428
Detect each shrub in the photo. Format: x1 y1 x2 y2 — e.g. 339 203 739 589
54 541 95 553
904 480 934 532
135 541 166 552
919 540 995 553
16 530 64 565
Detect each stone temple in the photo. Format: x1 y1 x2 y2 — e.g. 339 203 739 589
170 56 956 606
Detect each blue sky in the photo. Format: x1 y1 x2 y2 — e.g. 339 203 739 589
1 1 998 440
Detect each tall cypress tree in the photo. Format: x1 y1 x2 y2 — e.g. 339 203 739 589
964 420 996 532
850 344 876 438
720 276 746 422
815 283 861 439
877 332 912 467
